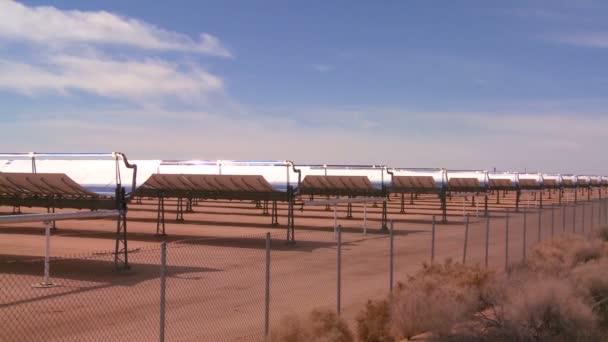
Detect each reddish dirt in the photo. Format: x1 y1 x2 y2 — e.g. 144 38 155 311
1 187 606 341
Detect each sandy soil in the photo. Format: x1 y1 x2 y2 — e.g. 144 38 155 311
1 187 606 341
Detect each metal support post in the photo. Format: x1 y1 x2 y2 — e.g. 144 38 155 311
114 187 129 271
156 196 166 236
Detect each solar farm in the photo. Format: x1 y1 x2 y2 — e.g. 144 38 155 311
1 153 607 341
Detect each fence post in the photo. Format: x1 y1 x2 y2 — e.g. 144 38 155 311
601 199 604 225
537 205 542 243
505 209 509 271
523 207 527 261
604 199 608 224
484 215 490 269
431 215 436 264
389 220 394 295
563 203 567 232
463 214 469 265
573 203 577 233
265 233 271 341
159 241 167 342
551 203 555 239
33 220 55 288
337 224 342 316
363 204 368 236
582 201 586 234
591 201 595 231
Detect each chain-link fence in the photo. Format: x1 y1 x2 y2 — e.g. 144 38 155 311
2 196 608 341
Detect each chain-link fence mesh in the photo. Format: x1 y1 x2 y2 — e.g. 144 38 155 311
2 192 608 341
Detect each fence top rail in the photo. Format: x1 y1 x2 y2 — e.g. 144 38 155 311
0 210 120 224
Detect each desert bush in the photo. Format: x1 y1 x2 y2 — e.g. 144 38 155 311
526 235 603 275
458 276 600 342
571 259 608 329
355 299 394 342
597 226 608 242
390 259 493 339
271 309 353 342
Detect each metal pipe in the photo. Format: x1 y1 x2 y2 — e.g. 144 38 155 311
303 197 386 206
0 152 116 158
0 210 119 224
286 160 302 189
114 152 138 196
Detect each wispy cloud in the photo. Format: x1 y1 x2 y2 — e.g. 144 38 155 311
555 31 608 48
8 108 607 174
312 64 333 73
0 54 224 101
0 1 232 57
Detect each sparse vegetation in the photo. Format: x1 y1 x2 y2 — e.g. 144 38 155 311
273 226 608 342
355 299 394 342
271 309 354 342
391 260 493 339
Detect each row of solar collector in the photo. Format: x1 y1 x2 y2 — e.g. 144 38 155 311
1 155 606 199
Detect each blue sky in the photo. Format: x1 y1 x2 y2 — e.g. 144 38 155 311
1 0 607 173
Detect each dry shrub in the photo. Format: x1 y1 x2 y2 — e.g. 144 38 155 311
598 226 608 242
446 275 601 342
271 309 353 342
572 259 608 329
526 235 603 275
390 259 493 339
492 276 598 341
355 299 394 342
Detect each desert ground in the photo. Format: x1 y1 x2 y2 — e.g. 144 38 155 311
1 187 606 341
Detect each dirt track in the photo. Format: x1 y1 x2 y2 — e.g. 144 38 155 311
1 187 606 341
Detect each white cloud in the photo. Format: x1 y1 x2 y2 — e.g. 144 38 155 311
555 31 608 48
0 0 232 57
0 54 224 101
